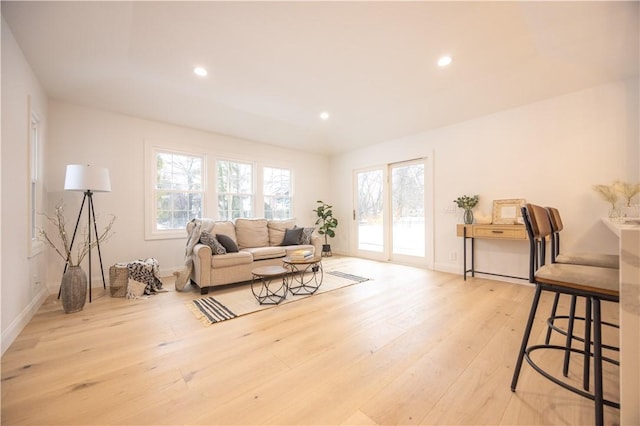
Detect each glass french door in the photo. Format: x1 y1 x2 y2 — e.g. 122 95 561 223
355 159 427 263
356 168 386 258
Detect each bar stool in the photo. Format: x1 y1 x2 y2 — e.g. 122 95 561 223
546 207 619 268
511 203 620 426
543 207 620 385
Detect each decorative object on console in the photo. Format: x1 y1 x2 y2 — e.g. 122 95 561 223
474 212 493 224
313 200 338 256
593 183 620 219
491 198 526 224
593 180 640 219
454 194 479 224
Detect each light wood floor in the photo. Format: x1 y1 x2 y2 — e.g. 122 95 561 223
1 256 620 425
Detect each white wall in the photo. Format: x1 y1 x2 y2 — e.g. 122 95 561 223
1 17 50 354
45 101 331 289
330 78 639 279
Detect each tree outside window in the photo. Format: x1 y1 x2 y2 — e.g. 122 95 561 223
217 160 253 220
154 151 203 230
263 167 291 219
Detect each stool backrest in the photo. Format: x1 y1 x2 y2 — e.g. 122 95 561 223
545 207 563 262
522 203 554 282
527 203 553 241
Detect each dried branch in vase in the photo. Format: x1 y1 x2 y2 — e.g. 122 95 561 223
39 202 116 266
592 184 619 209
613 180 640 207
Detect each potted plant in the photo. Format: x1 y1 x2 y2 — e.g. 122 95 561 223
313 200 338 256
454 195 479 224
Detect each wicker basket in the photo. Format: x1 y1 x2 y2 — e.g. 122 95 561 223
109 263 129 297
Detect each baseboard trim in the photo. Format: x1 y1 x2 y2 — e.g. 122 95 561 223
1 286 49 356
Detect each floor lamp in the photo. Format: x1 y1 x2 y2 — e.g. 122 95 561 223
58 164 112 302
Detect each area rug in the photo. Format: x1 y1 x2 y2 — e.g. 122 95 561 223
188 270 370 326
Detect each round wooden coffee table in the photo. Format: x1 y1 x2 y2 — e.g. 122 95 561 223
282 256 323 295
251 265 289 305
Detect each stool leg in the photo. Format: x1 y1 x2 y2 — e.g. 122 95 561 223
563 295 577 377
592 297 604 426
545 293 561 345
583 298 592 391
511 285 542 391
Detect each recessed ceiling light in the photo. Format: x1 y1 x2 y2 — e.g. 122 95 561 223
437 56 452 67
194 66 208 77
319 111 330 120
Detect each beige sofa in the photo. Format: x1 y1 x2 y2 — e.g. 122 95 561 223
190 218 321 294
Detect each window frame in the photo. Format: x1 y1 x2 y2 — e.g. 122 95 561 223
145 142 206 240
28 107 44 257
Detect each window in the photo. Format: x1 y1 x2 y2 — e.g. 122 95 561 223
153 150 203 232
263 167 292 219
217 160 253 220
29 111 44 255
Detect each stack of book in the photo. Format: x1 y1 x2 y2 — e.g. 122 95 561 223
290 249 313 261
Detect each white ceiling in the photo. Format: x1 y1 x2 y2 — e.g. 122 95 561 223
2 1 638 155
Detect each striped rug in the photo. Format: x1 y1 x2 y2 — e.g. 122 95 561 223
187 270 370 326
190 297 237 325
326 271 369 283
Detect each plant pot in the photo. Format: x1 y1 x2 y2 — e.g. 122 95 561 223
60 265 87 314
322 244 332 257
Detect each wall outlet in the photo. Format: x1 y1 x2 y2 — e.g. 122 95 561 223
445 206 457 214
449 252 457 261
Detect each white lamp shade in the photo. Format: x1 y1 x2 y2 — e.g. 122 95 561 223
64 164 111 192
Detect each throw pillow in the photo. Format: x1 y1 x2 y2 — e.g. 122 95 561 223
300 227 315 245
281 227 303 246
216 234 239 253
200 231 227 255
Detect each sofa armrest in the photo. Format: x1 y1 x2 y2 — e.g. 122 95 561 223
311 235 323 256
192 243 211 286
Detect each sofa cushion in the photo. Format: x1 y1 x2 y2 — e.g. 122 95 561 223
216 234 239 253
211 251 253 268
242 246 286 261
235 218 269 248
199 231 227 255
205 221 237 243
300 227 315 245
267 218 297 246
281 227 303 246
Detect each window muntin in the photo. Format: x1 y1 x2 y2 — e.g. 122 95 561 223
263 167 291 219
154 151 203 231
217 160 253 220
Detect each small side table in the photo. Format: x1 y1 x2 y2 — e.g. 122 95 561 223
251 265 289 305
282 256 323 295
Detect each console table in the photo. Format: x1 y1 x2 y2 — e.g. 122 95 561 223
456 224 528 281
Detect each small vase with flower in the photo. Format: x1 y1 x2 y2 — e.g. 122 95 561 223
454 195 479 225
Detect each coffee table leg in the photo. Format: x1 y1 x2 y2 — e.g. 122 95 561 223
252 273 288 305
287 262 323 295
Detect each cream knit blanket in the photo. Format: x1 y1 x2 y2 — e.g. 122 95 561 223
174 218 217 291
